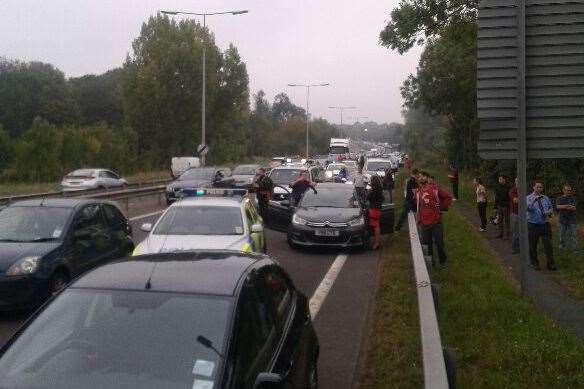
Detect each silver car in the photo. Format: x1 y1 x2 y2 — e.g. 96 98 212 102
61 169 128 192
134 194 266 255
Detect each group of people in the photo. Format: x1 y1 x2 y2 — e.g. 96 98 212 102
473 175 579 271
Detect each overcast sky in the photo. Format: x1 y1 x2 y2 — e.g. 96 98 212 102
0 0 421 124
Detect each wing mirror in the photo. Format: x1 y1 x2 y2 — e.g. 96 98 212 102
140 223 153 232
251 223 264 233
253 373 284 389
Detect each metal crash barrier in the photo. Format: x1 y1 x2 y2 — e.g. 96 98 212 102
408 212 455 389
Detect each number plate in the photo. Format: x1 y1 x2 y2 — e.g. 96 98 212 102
314 228 340 237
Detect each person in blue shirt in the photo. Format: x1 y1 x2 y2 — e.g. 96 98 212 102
527 181 556 271
556 183 579 252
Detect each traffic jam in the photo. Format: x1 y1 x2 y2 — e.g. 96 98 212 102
0 138 403 389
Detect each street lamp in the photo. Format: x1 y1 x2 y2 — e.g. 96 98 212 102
161 9 249 166
328 106 357 137
287 83 330 158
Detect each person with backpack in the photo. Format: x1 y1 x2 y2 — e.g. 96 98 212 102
474 177 488 231
416 171 453 265
527 181 555 271
395 168 419 231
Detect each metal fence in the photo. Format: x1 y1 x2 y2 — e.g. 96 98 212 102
408 212 453 389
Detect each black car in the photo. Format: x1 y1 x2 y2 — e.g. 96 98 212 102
0 251 319 389
232 164 260 189
265 183 394 249
0 199 133 310
166 167 235 204
268 165 324 203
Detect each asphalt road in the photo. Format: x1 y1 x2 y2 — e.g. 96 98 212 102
0 203 380 389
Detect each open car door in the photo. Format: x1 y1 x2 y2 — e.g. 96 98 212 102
264 185 294 232
380 193 395 234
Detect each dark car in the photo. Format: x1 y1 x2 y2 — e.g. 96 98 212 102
0 251 319 389
166 167 234 204
0 199 133 310
265 183 394 249
232 164 260 189
269 165 324 202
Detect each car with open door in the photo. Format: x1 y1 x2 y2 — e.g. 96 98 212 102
0 251 319 389
165 167 234 204
268 165 324 203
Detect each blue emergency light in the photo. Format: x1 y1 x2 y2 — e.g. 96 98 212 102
178 188 248 198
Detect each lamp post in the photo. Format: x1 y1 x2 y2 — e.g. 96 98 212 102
161 9 249 166
287 83 330 158
328 106 357 137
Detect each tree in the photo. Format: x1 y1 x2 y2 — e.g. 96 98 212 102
13 119 62 182
0 59 78 136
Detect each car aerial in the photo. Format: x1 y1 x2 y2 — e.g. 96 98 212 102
165 167 234 204
60 168 128 192
135 190 266 255
264 183 394 249
364 158 395 179
0 199 133 310
0 251 320 389
232 164 260 189
268 164 324 202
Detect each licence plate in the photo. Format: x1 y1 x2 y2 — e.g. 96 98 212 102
315 229 340 237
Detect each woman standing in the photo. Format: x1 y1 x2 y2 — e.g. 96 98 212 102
474 177 488 231
368 175 385 250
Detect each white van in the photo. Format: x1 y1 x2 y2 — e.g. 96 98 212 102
171 157 200 178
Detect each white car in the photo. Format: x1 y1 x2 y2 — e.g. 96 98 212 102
364 158 395 179
60 169 128 192
134 192 266 255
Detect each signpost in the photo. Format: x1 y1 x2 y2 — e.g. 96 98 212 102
197 144 209 157
477 0 584 291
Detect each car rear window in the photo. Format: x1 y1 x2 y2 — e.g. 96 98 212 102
67 170 96 179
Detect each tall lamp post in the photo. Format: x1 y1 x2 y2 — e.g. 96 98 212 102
328 106 357 137
161 9 249 166
288 83 330 158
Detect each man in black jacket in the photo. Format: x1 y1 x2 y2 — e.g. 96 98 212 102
494 175 511 239
395 169 419 231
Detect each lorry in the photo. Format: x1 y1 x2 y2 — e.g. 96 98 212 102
329 138 350 159
171 157 200 178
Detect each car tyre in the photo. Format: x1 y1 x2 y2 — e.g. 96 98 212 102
48 270 70 297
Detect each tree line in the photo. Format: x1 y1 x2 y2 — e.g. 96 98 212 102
0 15 349 184
380 0 584 203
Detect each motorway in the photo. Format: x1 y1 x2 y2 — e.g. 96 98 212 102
0 200 381 389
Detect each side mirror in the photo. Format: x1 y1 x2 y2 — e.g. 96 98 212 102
253 373 284 389
140 223 153 232
251 223 264 233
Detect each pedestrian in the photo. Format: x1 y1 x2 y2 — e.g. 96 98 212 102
448 164 459 200
404 155 413 171
367 175 385 250
474 177 488 231
527 181 556 271
338 166 348 181
509 178 520 254
556 183 579 252
252 168 273 218
383 166 395 203
290 171 317 206
416 171 453 265
395 168 419 231
354 167 367 206
494 175 511 239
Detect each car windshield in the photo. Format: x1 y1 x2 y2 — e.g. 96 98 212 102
0 289 231 389
269 169 304 185
233 166 257 175
154 206 244 235
66 170 96 179
367 161 392 171
178 168 215 181
300 188 358 208
329 146 348 154
0 206 72 242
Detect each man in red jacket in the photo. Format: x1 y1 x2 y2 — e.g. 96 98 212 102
416 171 453 265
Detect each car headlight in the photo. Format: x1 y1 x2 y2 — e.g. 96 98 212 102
292 214 308 225
348 217 365 227
325 171 333 178
6 256 41 276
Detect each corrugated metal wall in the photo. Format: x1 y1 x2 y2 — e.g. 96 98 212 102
477 0 584 159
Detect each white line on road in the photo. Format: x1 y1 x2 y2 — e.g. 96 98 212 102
309 253 348 319
129 210 164 222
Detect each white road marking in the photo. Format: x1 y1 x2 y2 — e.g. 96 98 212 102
309 254 348 319
129 210 164 222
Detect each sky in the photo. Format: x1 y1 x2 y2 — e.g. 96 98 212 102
0 0 422 124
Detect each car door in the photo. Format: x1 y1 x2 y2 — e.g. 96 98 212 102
106 171 123 187
64 204 111 275
101 204 134 258
244 200 265 253
380 200 395 234
264 199 293 232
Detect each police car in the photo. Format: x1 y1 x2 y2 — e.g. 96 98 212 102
134 189 266 255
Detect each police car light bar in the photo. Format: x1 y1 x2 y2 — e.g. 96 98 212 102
177 188 248 198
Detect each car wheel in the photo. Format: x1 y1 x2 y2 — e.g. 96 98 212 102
48 270 70 297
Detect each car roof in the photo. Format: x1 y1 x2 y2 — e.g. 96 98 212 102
171 196 245 207
70 251 268 296
8 198 117 208
367 158 391 162
315 183 354 190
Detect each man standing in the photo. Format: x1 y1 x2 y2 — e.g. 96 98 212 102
509 178 520 254
395 168 419 231
448 164 459 200
383 166 395 203
290 171 317 206
252 168 273 218
556 183 579 252
495 175 511 240
354 167 367 206
527 182 556 271
416 171 453 265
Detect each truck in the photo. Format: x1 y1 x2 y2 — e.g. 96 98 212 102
171 157 200 179
329 138 350 159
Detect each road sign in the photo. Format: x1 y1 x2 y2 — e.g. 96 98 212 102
197 144 209 156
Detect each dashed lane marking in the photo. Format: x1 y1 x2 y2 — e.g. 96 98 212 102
309 253 348 319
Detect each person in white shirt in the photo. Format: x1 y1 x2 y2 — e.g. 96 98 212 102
354 168 366 206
